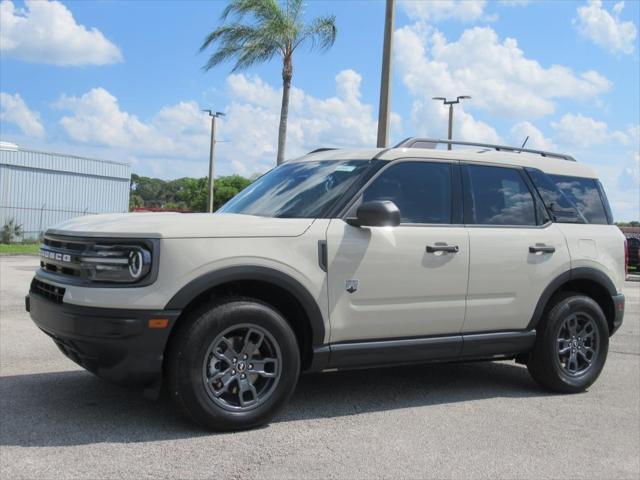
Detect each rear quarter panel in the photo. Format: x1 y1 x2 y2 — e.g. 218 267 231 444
555 224 626 293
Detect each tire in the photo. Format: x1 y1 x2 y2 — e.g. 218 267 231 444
527 292 609 393
166 297 300 431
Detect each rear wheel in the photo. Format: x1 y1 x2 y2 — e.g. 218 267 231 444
527 293 609 393
167 298 300 430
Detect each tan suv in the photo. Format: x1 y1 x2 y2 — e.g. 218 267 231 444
27 138 626 430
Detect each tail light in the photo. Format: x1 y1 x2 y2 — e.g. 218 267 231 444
624 238 628 275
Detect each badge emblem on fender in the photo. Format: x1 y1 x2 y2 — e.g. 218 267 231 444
345 279 359 294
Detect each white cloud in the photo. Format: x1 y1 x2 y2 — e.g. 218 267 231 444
551 113 637 148
400 0 490 23
55 88 210 158
399 0 534 23
53 70 391 176
410 99 501 144
219 69 397 172
574 0 637 54
509 121 556 151
0 92 44 138
393 24 611 120
586 149 639 221
617 151 639 193
0 0 122 66
553 114 608 147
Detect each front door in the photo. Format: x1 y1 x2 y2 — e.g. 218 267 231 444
326 160 470 343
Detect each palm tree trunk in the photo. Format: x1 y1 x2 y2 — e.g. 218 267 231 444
277 56 293 165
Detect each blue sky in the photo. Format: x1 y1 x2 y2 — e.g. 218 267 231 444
1 0 638 219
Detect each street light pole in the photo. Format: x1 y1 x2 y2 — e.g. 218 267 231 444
203 110 225 213
432 96 471 150
447 103 454 145
376 0 395 148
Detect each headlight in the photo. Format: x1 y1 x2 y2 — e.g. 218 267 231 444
80 245 152 283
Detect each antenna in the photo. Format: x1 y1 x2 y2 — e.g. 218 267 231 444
520 136 529 151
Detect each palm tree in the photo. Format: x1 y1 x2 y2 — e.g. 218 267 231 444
200 0 337 165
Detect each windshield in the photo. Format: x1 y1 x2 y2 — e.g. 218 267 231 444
218 160 382 218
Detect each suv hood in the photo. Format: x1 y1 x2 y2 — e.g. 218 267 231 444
47 213 315 239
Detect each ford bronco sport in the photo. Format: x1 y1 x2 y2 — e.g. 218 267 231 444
26 138 626 431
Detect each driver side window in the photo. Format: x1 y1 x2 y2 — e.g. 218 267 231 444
361 161 453 224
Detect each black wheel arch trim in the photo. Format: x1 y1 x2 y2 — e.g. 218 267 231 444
164 265 326 347
527 267 618 330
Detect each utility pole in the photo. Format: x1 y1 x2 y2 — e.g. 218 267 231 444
203 110 225 213
376 0 395 148
432 96 471 150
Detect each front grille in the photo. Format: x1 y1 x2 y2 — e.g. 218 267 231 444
30 278 65 303
38 234 156 286
43 237 88 252
41 261 81 277
40 235 91 279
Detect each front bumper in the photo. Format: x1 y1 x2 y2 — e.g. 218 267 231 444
26 292 180 386
611 293 625 335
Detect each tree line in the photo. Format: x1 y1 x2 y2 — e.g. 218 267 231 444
130 174 254 212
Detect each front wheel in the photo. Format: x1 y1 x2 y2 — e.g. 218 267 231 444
527 293 609 393
167 298 300 431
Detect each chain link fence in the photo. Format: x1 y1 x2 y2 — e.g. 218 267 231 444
0 204 99 242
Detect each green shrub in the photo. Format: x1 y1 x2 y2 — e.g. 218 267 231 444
1 218 23 244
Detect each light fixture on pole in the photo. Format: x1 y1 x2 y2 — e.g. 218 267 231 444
432 96 471 150
203 109 225 213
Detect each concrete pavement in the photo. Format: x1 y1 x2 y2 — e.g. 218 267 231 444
1 255 639 479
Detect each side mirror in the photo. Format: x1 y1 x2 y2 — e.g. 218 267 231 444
346 200 401 227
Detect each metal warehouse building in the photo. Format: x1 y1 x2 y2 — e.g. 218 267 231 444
0 143 130 240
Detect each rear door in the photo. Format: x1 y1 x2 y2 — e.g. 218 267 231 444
326 160 470 343
461 163 571 333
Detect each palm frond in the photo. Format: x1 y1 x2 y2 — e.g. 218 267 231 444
200 0 337 71
201 23 283 71
293 14 337 53
200 24 257 53
232 41 280 71
222 0 284 25
286 0 304 24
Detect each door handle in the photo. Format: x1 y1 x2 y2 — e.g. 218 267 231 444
529 244 555 254
426 244 459 254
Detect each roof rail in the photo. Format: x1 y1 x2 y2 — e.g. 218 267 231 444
307 147 338 154
394 137 576 161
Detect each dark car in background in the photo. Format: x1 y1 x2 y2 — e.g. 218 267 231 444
627 236 640 270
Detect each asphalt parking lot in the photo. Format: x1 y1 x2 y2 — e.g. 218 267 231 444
1 255 639 480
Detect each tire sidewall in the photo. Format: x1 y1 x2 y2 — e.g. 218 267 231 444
174 299 300 430
542 295 609 390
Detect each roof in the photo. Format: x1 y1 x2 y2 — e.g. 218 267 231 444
379 148 597 178
291 143 597 179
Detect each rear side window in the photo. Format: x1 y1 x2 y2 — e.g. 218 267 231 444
525 168 584 223
465 165 537 226
595 180 614 223
362 162 452 224
549 175 610 224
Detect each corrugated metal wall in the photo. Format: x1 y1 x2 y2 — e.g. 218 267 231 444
0 148 130 240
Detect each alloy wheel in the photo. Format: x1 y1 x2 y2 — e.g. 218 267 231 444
202 324 282 411
556 313 599 376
